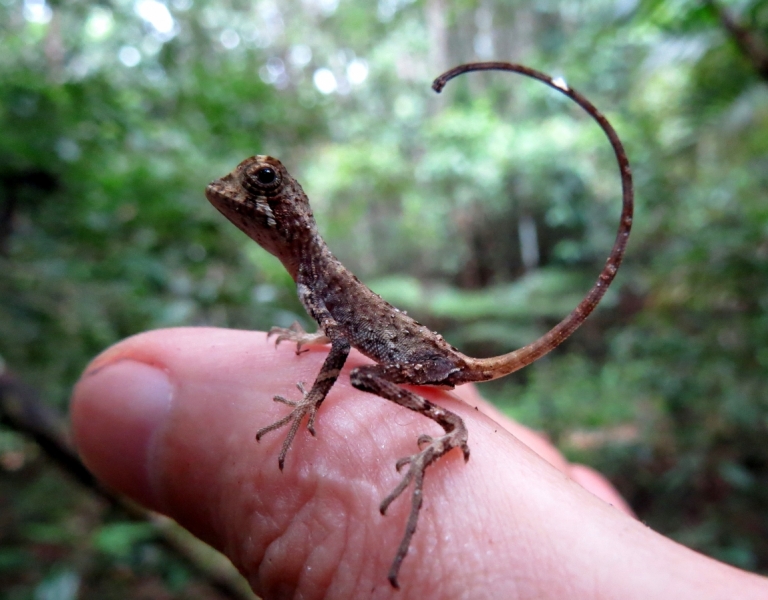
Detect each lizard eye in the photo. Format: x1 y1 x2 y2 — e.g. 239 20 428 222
255 167 277 185
245 165 282 192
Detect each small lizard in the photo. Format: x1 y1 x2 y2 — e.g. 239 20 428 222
205 61 633 588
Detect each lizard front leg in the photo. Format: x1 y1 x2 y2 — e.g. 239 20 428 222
257 330 350 470
350 364 470 588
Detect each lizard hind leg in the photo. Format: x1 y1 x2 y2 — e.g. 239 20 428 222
350 365 470 588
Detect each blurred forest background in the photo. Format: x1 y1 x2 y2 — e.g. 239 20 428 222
1 0 768 597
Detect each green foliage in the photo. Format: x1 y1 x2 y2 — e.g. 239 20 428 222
2 0 768 595
94 522 157 560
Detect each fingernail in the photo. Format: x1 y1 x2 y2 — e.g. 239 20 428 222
71 360 173 511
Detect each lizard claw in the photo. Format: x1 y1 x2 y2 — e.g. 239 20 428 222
417 434 434 449
272 394 298 407
395 456 412 472
255 380 320 462
267 322 330 354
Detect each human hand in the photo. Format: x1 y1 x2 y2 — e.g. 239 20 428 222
71 328 768 599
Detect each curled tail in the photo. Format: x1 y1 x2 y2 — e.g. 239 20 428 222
433 62 633 382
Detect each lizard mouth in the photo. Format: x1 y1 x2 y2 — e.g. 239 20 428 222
204 175 254 227
204 176 233 209
204 180 222 202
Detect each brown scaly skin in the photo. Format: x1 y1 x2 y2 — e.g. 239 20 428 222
204 61 634 588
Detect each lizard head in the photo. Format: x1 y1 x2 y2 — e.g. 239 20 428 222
205 155 318 279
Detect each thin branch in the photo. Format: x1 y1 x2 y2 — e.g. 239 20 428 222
0 169 58 256
705 0 768 82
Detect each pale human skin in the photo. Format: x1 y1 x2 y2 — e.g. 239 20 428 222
71 328 768 599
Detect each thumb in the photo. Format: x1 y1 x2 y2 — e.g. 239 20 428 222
70 327 683 599
76 327 494 595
